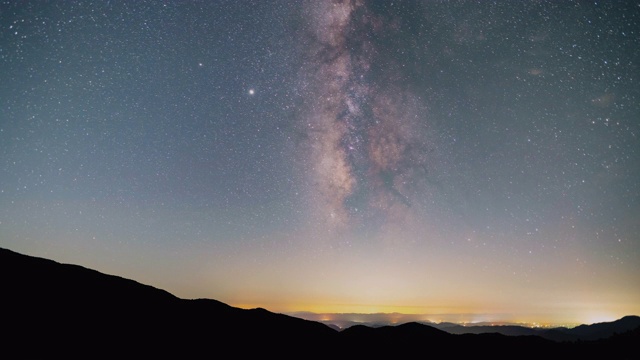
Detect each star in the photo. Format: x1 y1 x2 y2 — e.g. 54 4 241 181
248 88 255 95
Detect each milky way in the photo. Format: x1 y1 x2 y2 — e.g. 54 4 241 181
298 0 436 231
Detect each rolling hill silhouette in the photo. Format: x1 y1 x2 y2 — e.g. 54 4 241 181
1 247 637 358
430 315 640 342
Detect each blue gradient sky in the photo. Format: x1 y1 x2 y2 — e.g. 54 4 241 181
1 1 639 325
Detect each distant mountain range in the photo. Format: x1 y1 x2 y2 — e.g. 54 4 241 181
291 311 640 342
430 317 640 342
2 247 638 358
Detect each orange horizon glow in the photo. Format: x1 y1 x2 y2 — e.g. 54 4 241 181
227 300 635 328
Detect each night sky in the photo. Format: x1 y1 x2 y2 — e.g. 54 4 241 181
2 1 639 326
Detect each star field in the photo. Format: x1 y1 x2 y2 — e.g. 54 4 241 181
1 1 639 325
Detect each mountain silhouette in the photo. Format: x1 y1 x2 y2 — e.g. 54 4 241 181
1 247 637 358
431 316 640 343
554 315 640 341
1 247 335 357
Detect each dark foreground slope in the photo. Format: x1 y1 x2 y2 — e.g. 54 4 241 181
1 247 335 357
1 247 637 358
